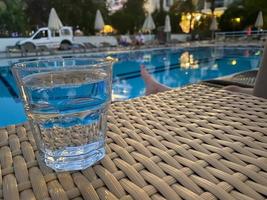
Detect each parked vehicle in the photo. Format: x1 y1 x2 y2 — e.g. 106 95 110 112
17 26 73 50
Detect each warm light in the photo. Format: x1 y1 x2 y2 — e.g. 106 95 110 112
143 54 151 62
212 63 218 69
187 14 192 20
180 14 190 33
101 25 116 34
231 59 237 65
180 52 199 69
201 7 226 17
233 18 241 23
195 15 201 21
112 93 126 101
180 13 203 33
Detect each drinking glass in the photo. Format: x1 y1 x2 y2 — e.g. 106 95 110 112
12 57 113 171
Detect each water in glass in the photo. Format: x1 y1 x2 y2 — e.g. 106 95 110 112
21 67 110 171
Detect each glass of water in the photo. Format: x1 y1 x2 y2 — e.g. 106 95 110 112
12 57 113 171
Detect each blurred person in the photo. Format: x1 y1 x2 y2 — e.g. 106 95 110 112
74 26 84 36
135 32 144 45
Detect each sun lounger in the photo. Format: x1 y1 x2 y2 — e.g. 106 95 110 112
230 69 258 87
6 45 22 57
83 42 97 49
100 41 117 48
7 44 55 57
205 69 258 88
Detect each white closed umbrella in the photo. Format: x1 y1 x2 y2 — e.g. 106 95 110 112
142 14 156 32
142 16 148 31
164 15 171 32
210 16 218 40
210 16 218 31
48 8 63 31
255 11 264 30
94 10 105 31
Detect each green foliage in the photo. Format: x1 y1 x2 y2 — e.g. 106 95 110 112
171 0 196 14
25 0 108 35
0 0 28 36
110 0 146 34
192 14 213 39
152 9 182 33
169 12 183 33
25 0 51 29
170 0 197 34
219 6 244 31
57 0 107 35
110 10 136 34
3 0 265 37
220 0 267 31
153 9 168 29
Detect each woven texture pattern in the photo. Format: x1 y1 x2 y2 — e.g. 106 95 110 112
230 70 258 87
0 84 266 200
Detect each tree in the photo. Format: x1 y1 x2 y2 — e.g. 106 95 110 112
152 1 182 34
152 8 168 30
49 0 108 35
110 0 146 34
170 0 197 34
193 14 213 39
0 0 28 36
220 0 267 31
169 12 183 33
24 0 51 30
24 0 108 35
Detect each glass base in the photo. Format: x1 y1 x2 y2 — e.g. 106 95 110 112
41 146 105 172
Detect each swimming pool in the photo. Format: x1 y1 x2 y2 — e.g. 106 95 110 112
0 46 262 126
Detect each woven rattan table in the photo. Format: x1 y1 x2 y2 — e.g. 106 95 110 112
1 84 267 200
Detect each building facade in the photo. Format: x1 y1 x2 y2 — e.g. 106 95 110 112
106 0 127 13
202 0 239 10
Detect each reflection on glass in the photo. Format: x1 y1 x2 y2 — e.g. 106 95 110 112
163 56 171 69
250 59 259 69
112 77 132 101
180 51 199 69
255 50 261 56
212 63 218 70
146 64 156 73
231 59 237 65
143 54 151 62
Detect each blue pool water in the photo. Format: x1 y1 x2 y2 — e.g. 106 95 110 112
0 46 262 126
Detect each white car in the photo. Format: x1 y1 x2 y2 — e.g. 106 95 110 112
18 26 74 49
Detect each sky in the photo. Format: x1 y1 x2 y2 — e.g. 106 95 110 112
106 0 127 12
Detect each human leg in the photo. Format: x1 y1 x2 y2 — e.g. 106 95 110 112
140 64 262 98
140 65 171 95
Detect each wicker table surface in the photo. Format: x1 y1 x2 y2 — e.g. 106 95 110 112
0 84 266 200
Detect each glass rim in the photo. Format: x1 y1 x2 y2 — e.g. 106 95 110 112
12 56 115 72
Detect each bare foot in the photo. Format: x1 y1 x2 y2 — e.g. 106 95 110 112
140 65 158 95
140 65 171 95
